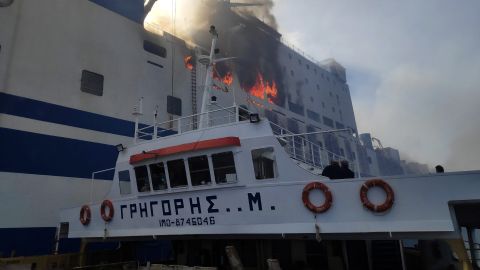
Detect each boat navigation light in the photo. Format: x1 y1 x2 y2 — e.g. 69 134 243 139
249 113 260 123
115 144 126 152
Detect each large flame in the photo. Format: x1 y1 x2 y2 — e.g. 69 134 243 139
184 55 193 71
213 67 234 86
246 72 278 104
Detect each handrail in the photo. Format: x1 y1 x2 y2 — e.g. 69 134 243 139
133 105 359 174
89 167 115 204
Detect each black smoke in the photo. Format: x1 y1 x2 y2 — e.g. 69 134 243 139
147 0 286 107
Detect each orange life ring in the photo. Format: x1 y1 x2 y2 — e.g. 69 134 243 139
302 182 333 213
360 179 394 213
79 205 91 225
100 199 114 222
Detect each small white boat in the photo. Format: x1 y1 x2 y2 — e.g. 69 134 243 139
59 28 480 243
58 103 480 241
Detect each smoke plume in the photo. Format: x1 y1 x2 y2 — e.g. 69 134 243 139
145 0 286 107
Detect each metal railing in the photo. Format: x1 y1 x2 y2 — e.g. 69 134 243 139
134 105 358 175
270 121 357 173
135 106 240 142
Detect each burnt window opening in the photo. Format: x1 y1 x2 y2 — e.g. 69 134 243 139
134 166 151 192
167 159 188 188
149 162 167 190
118 170 131 195
81 70 104 96
252 147 276 180
188 155 212 186
212 152 237 183
144 40 167 58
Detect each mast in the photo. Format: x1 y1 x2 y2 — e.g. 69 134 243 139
198 26 218 129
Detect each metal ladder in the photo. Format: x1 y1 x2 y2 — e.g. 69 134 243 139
191 60 198 129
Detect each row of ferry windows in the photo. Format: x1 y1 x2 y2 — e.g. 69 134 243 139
118 148 276 195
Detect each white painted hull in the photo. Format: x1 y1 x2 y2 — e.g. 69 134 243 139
62 171 480 239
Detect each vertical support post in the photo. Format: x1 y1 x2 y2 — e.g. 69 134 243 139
311 143 315 165
302 139 306 162
235 105 239 123
398 240 407 270
178 118 182 134
292 136 296 158
53 225 60 255
133 97 144 143
153 106 158 139
467 227 479 269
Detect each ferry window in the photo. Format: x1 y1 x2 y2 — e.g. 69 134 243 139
149 162 167 190
118 170 131 195
134 166 151 192
167 159 188 188
251 147 276 180
212 152 237 183
188 155 212 186
81 70 103 96
144 40 167 58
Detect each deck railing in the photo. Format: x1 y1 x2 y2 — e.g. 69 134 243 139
135 106 240 142
134 105 358 175
270 121 356 173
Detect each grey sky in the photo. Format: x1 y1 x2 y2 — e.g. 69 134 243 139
272 0 480 171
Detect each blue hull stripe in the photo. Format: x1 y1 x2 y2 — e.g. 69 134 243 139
0 127 117 180
89 0 144 24
0 92 135 137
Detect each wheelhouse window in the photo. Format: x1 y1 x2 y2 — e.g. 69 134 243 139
212 152 237 183
188 155 212 186
167 159 188 188
134 166 151 192
149 162 167 190
252 147 276 180
118 170 131 195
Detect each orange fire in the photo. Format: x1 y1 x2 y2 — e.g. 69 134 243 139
213 67 234 87
246 72 278 104
222 72 233 86
184 55 193 71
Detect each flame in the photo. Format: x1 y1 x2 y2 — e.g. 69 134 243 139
222 72 233 86
213 67 234 87
184 56 193 71
246 72 278 104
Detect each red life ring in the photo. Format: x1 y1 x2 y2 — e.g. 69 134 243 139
360 179 394 213
79 205 91 225
101 200 114 222
302 182 333 213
